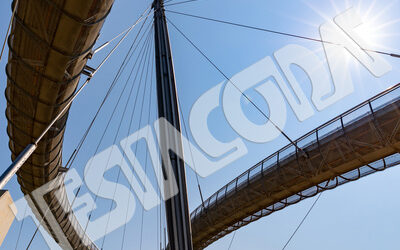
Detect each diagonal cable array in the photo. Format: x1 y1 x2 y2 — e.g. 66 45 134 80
78 26 155 250
64 13 153 172
164 8 400 249
166 10 400 58
164 10 334 249
24 7 153 249
138 32 156 250
166 17 305 154
15 1 399 249
64 24 154 235
100 26 155 250
118 29 154 250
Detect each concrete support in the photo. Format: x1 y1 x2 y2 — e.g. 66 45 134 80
0 190 16 246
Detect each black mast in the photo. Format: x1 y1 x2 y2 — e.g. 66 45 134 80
152 1 193 249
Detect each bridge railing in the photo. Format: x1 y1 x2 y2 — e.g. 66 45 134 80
191 83 400 220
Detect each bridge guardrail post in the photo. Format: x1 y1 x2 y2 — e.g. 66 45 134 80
261 161 264 177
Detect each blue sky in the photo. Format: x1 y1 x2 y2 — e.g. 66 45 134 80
1 0 400 249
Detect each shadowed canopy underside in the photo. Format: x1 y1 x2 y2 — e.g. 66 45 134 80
6 0 114 248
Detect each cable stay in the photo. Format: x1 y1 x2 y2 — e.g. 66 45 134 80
0 4 152 191
138 37 156 250
227 231 236 250
93 6 151 55
101 28 155 250
23 9 153 250
164 0 200 7
64 17 153 173
220 193 322 250
166 17 306 156
119 28 154 250
281 193 322 250
60 27 154 247
5 1 400 249
13 203 27 250
177 98 205 205
101 26 155 250
166 10 400 58
78 30 154 250
0 0 19 63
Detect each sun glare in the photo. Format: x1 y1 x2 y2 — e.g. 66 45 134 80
354 18 380 46
299 0 400 78
354 0 400 48
304 0 399 51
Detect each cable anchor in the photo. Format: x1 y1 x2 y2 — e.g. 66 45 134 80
82 65 96 77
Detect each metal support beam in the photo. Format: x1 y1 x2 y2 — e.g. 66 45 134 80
152 1 193 249
0 144 36 189
0 77 91 190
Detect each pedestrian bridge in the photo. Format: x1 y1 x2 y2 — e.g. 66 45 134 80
4 0 400 248
190 83 400 249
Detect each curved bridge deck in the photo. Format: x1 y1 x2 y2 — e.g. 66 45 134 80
6 0 114 248
190 84 400 249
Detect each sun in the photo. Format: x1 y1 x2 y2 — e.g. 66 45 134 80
356 0 400 49
354 17 381 46
302 0 399 51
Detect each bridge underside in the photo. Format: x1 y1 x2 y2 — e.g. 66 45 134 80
190 85 400 249
5 0 114 248
4 0 400 248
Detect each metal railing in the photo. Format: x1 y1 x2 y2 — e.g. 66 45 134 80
191 83 400 220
